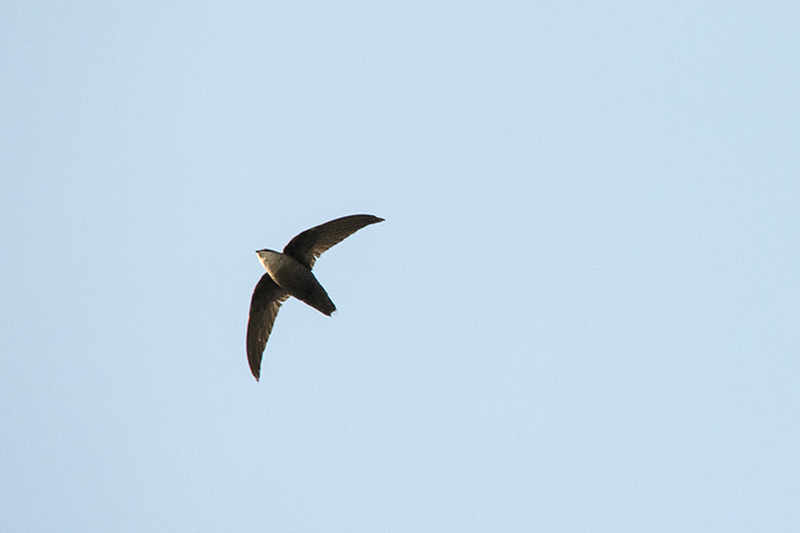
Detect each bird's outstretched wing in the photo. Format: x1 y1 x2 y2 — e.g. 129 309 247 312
282 214 384 270
246 273 290 380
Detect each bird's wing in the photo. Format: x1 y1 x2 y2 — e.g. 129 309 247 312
282 214 384 270
246 273 290 381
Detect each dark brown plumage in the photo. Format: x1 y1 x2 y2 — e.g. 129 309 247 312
246 214 384 381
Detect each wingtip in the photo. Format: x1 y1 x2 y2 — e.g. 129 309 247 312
356 214 384 223
249 360 261 381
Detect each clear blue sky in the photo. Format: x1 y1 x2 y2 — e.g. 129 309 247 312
2 1 799 531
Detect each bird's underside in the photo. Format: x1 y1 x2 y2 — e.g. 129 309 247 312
246 214 383 381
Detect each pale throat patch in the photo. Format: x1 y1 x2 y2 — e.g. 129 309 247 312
256 250 285 278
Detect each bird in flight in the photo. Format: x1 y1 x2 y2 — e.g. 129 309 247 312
246 214 384 381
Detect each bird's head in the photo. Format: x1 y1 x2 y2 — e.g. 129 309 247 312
255 249 281 273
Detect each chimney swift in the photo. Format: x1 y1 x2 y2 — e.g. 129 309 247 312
246 214 384 380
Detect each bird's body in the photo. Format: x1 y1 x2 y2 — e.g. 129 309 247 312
256 249 335 316
246 214 384 381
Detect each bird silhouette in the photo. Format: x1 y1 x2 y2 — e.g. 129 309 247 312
246 214 384 380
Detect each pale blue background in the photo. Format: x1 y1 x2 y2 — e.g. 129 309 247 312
2 1 799 531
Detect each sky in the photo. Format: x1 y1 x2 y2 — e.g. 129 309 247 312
2 1 799 531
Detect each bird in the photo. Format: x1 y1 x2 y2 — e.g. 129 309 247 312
246 214 384 381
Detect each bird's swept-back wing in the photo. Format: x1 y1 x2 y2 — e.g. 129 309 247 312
246 273 289 380
282 214 384 270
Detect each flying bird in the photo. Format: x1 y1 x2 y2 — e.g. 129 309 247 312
246 214 384 381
